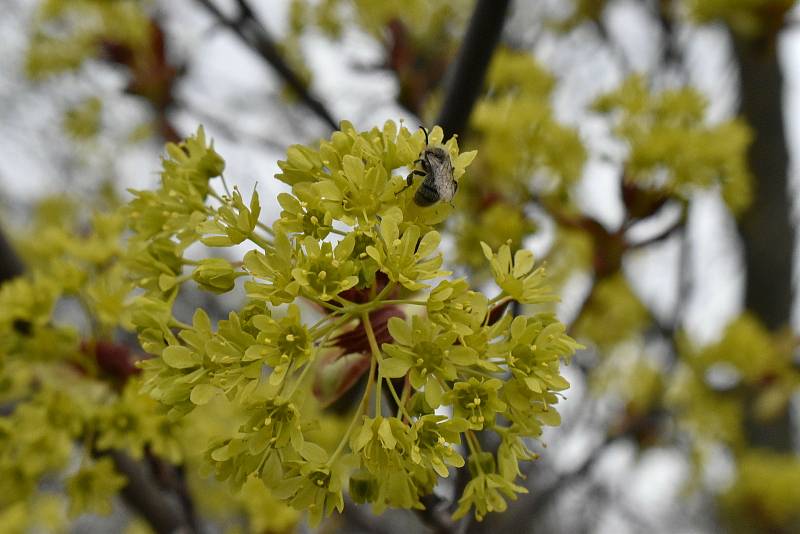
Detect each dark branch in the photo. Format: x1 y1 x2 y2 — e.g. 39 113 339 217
625 210 687 250
111 451 194 534
734 35 793 332
0 225 25 282
195 0 338 131
435 0 512 139
466 433 619 534
417 493 456 534
341 497 395 534
593 18 632 75
524 436 615 520
733 32 794 450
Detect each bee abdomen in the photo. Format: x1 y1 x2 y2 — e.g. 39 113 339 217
414 181 440 206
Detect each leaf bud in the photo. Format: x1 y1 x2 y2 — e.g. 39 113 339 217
192 258 238 293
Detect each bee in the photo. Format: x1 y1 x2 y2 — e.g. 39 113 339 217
399 127 457 206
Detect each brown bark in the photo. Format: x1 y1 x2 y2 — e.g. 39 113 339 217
734 36 794 450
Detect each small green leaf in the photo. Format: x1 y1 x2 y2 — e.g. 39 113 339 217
201 235 232 247
192 308 212 332
158 274 177 291
377 418 397 449
162 346 198 369
523 376 543 393
299 441 329 463
387 317 412 345
190 383 219 405
425 375 443 408
342 154 365 181
380 357 411 378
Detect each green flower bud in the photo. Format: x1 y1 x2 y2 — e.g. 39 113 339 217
192 258 239 293
199 147 225 178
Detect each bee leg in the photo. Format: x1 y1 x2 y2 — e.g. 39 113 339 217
410 170 427 182
397 170 426 195
446 181 458 207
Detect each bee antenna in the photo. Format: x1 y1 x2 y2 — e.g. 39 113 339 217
419 126 429 146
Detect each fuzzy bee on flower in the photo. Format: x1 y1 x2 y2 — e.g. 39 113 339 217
400 127 458 206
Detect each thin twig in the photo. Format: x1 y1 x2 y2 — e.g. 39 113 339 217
466 433 618 534
625 210 687 250
194 0 338 131
648 0 686 76
175 96 289 151
525 435 615 520
594 18 632 75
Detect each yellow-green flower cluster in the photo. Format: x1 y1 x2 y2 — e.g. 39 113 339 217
287 0 471 44
555 0 609 31
0 192 185 527
452 48 586 274
685 0 795 39
667 313 800 453
561 0 793 40
472 49 587 194
721 451 800 531
26 0 151 80
572 274 650 348
593 75 753 214
129 121 579 524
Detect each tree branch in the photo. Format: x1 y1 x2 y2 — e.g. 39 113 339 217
341 497 395 534
733 36 793 332
526 435 618 520
110 451 194 534
194 0 338 131
625 210 687 250
466 430 625 534
648 0 685 72
0 225 25 282
418 493 456 534
732 33 794 450
435 0 512 139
